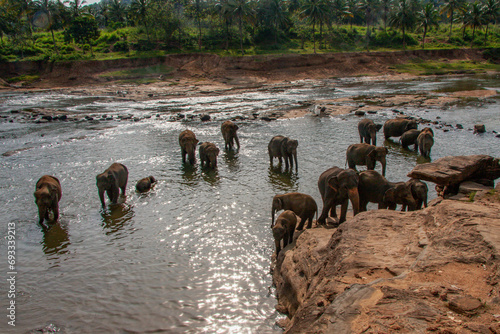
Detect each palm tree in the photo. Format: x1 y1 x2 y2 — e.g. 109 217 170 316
108 0 126 25
482 0 499 43
67 0 86 19
227 0 254 54
388 0 417 48
300 0 329 53
461 1 487 46
417 2 439 49
380 0 392 31
440 0 465 40
214 0 233 49
346 0 358 29
258 0 289 44
358 0 379 38
35 0 60 55
332 0 352 27
130 0 151 41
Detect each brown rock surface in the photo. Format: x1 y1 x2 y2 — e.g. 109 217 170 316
408 155 500 186
272 191 500 333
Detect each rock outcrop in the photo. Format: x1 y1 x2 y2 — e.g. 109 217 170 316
272 191 500 333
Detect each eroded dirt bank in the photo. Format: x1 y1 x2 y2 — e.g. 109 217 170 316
272 188 500 333
0 48 495 90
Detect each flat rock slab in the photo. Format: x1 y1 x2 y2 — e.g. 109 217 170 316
408 155 500 186
448 296 483 315
459 181 494 194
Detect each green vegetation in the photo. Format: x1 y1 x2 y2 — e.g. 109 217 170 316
393 58 500 74
0 0 499 62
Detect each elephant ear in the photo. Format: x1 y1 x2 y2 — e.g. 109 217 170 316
367 149 377 160
383 188 395 203
327 176 339 193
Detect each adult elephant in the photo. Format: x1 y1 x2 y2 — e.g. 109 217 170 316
268 135 298 172
400 129 421 150
221 120 240 150
346 143 388 176
136 176 157 193
199 142 220 168
34 175 62 227
272 210 297 255
402 179 428 211
383 118 418 139
417 130 434 158
317 167 360 226
96 163 128 209
358 119 382 146
179 130 199 165
271 192 317 230
358 170 416 212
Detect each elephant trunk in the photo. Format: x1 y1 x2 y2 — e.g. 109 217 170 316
188 149 196 165
37 203 46 225
370 130 377 146
235 135 240 149
271 209 275 227
293 152 298 171
348 187 360 216
406 199 417 211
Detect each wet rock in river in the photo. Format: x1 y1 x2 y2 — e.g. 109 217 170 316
456 123 463 129
200 114 211 121
474 124 486 134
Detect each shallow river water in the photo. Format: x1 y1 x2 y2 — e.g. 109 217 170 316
0 75 499 333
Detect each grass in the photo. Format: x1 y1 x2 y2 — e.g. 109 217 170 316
98 64 174 79
392 59 500 75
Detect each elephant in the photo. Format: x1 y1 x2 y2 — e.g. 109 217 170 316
358 119 383 146
34 175 62 227
221 120 240 150
179 130 199 165
421 127 434 136
199 142 220 168
358 170 417 212
402 179 428 211
135 176 157 193
346 143 388 176
400 129 421 150
96 163 128 209
268 136 298 172
272 210 297 255
417 131 434 158
317 167 360 226
383 118 418 139
271 192 317 230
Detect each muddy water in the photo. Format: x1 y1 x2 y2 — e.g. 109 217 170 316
0 75 499 333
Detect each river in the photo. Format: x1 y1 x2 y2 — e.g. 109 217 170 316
0 74 499 333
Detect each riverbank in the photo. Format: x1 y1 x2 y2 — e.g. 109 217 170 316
272 186 500 333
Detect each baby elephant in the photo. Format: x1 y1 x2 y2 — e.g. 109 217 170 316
96 163 128 209
272 210 297 255
34 175 62 227
199 142 220 168
136 176 157 193
400 129 421 150
179 130 199 165
402 179 428 211
221 120 240 150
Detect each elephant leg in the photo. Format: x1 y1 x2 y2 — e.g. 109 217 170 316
296 216 306 230
359 199 368 212
318 196 334 224
52 204 59 221
402 204 407 211
181 149 187 163
278 157 282 166
275 239 281 255
339 199 348 224
306 215 313 229
416 199 423 210
288 230 294 244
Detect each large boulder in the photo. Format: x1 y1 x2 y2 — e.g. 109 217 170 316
408 155 500 186
272 192 500 333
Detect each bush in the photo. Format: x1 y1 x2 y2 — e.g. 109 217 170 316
370 30 418 48
113 40 129 52
130 39 155 51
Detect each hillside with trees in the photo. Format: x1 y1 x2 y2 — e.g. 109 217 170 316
0 0 499 62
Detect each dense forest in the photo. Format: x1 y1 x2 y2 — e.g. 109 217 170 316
0 0 499 62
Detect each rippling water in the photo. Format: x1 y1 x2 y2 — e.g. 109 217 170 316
0 75 499 333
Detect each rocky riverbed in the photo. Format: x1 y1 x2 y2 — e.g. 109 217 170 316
272 184 500 333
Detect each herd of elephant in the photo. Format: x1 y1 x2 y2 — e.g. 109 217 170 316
271 117 434 255
34 117 433 254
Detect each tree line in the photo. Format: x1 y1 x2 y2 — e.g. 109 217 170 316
0 0 499 61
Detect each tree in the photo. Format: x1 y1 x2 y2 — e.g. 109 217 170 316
67 0 86 19
187 0 208 50
257 0 289 44
332 0 352 27
440 0 465 40
417 2 439 49
108 0 126 26
300 0 330 53
380 0 392 31
130 0 151 41
483 0 499 43
388 0 417 48
34 0 60 55
227 0 254 54
461 1 487 46
65 14 100 55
